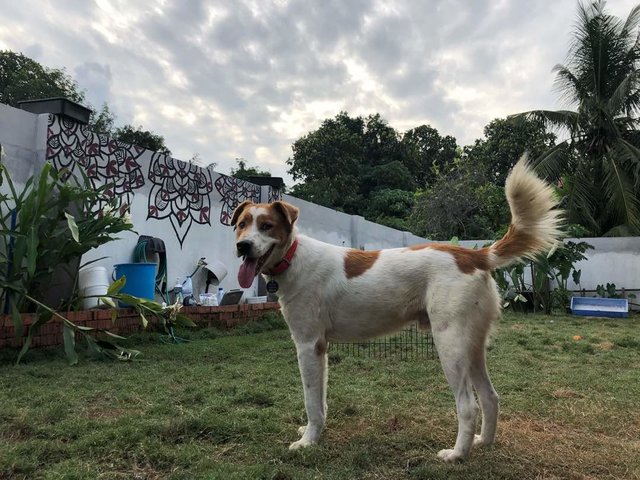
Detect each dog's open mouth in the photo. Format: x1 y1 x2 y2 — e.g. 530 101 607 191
237 245 275 288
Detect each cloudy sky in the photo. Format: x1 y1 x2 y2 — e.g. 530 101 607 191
1 0 637 184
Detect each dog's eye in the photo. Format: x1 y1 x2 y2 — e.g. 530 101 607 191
260 223 273 231
238 221 246 229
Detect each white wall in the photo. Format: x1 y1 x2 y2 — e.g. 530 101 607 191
566 237 640 297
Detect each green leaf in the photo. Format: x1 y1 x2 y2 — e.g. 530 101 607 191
103 330 127 340
17 310 52 364
26 226 38 276
65 212 80 243
100 296 117 308
63 322 79 366
85 335 103 358
74 325 96 332
140 313 148 329
10 301 23 338
107 276 126 295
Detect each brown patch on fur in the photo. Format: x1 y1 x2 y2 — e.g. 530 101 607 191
407 243 490 274
272 201 299 233
344 249 380 278
492 224 535 260
314 338 327 356
233 211 253 242
231 200 253 226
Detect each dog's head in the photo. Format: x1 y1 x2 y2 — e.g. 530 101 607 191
231 200 299 288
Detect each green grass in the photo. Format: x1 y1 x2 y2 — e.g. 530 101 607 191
1 311 639 479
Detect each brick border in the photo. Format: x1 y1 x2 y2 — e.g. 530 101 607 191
0 302 281 349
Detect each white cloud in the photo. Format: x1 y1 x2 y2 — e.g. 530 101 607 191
1 0 638 183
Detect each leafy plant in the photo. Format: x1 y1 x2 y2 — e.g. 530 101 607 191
0 161 134 313
494 263 532 311
596 282 622 299
0 158 195 363
530 236 594 313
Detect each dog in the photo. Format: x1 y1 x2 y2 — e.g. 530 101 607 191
231 159 562 462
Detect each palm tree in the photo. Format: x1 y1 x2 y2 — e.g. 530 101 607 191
514 0 640 236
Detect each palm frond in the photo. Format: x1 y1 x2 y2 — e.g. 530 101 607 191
608 70 640 115
614 137 640 189
621 4 640 44
602 151 640 233
561 165 599 233
552 64 587 106
530 140 572 180
511 110 579 136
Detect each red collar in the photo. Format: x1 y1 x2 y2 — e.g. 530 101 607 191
264 239 298 276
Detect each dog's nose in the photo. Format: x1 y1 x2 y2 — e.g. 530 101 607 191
236 240 252 256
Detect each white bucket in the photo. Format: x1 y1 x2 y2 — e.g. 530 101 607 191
78 266 110 309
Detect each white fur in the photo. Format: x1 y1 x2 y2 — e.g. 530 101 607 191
233 158 562 462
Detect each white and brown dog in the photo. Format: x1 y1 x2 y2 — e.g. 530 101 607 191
231 159 562 462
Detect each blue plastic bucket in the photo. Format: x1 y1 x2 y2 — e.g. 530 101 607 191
113 263 156 305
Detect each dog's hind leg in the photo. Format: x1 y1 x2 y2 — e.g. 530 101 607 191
470 345 499 448
431 325 479 463
289 337 328 450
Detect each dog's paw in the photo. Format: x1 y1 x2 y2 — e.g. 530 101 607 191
473 434 489 448
289 438 316 450
297 426 306 436
437 448 465 463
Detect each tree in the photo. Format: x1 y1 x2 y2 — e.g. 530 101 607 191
401 125 458 187
408 159 510 240
1 50 171 154
365 188 415 231
0 51 84 107
113 124 170 154
514 1 640 236
91 103 116 134
230 158 271 181
464 117 556 186
288 112 374 214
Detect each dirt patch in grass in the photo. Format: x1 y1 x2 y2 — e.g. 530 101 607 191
500 415 640 479
551 388 583 399
596 340 615 351
84 406 128 420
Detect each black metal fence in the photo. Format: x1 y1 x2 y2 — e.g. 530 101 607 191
330 323 436 360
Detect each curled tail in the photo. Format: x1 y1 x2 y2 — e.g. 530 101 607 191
490 157 563 269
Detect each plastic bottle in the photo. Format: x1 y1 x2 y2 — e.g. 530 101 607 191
217 286 225 304
182 276 193 297
173 277 183 304
182 276 194 306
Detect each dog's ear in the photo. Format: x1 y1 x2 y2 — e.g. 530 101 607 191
231 200 253 226
272 201 299 232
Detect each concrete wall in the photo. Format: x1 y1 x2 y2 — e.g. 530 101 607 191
567 237 640 296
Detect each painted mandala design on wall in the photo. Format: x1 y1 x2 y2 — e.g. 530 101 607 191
46 115 145 215
268 187 283 203
147 153 214 247
214 175 261 225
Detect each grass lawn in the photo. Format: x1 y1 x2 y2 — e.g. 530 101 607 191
1 311 639 480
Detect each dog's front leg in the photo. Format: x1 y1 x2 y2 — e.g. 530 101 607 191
289 339 327 450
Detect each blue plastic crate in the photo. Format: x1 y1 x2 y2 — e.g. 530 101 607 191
570 296 628 318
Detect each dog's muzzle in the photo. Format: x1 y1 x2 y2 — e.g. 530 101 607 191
236 240 252 257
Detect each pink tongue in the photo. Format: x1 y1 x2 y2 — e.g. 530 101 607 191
238 257 258 288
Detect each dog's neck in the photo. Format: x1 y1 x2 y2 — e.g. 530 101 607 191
264 229 299 276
